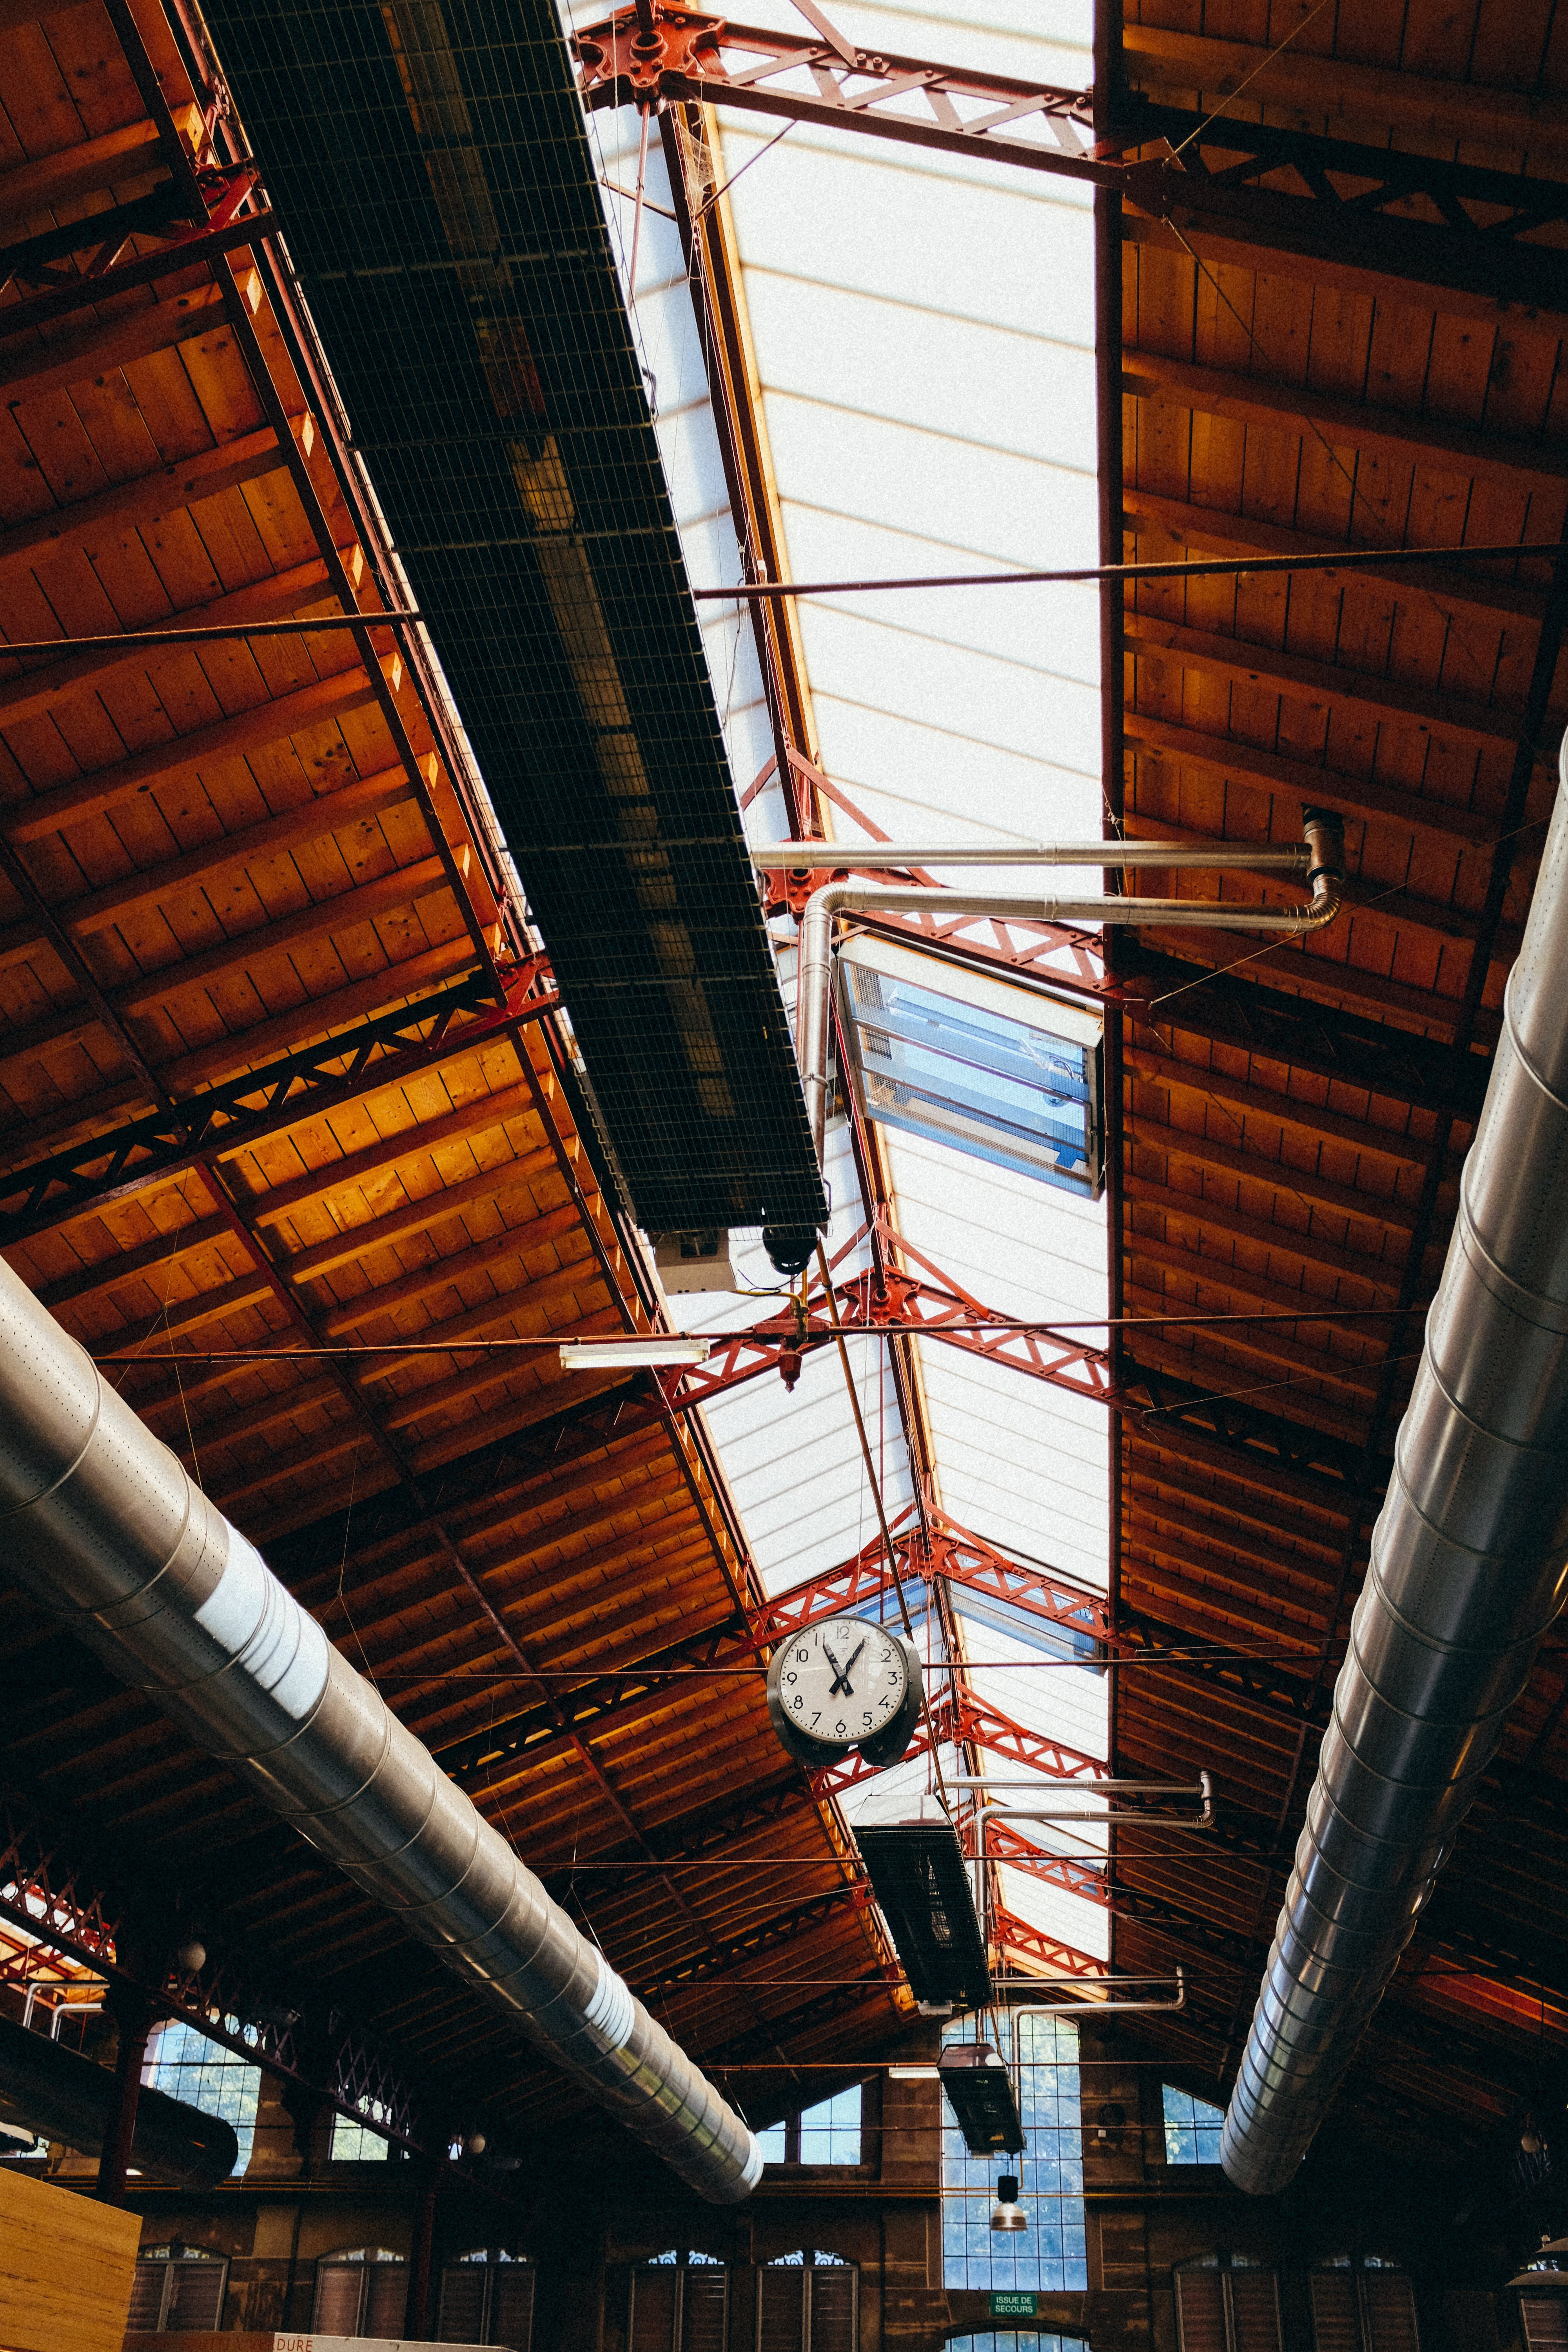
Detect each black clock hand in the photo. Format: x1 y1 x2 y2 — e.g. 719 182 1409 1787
840 1638 867 1694
823 1644 849 1695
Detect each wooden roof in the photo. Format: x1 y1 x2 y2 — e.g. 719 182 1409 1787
0 0 896 2142
1111 0 1568 2176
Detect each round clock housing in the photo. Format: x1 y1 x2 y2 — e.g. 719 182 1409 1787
765 1616 923 1769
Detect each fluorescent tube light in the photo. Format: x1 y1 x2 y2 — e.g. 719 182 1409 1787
558 1338 712 1369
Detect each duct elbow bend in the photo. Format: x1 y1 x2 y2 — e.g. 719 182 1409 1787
1302 807 1347 925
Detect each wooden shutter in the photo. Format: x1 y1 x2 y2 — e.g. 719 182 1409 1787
127 2264 167 2332
808 2268 857 2352
632 2269 681 2352
682 2267 728 2352
313 2263 366 2334
1521 2299 1568 2352
492 2265 536 2349
439 2263 489 2341
1364 2274 1419 2352
757 2268 805 2352
1175 2269 1229 2352
165 2259 227 2330
1230 2272 1283 2352
1311 2274 1364 2352
367 2261 409 2337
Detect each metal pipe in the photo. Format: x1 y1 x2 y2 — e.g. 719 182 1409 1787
754 840 1310 871
0 1257 762 2205
791 815 1344 1167
0 2013 238 2189
1010 1969 1187 2043
1220 747 1568 2197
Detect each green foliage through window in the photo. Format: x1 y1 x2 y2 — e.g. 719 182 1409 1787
1162 2083 1224 2164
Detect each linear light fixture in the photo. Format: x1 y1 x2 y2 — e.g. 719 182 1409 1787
557 1338 712 1369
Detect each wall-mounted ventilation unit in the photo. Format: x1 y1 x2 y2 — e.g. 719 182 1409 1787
654 1230 738 1292
855 1815 992 2008
937 2043 1025 2155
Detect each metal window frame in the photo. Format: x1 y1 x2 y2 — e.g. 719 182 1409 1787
312 2252 409 2335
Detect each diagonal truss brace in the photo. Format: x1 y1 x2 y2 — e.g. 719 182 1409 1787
660 1212 1117 1410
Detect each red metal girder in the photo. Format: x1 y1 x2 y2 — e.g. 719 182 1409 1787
0 164 271 336
948 1689 1103 1784
991 1906 1106 1979
663 1218 1115 1412
573 8 1114 185
982 1818 1109 1910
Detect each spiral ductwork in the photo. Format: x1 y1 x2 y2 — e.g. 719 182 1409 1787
1221 748 1568 2194
0 1259 762 2203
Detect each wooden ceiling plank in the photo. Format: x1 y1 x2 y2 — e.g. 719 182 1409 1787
1124 1169 1408 1288
1127 1451 1361 1566
63 756 420 936
110 850 448 1016
1125 714 1495 844
1124 1403 1364 1519
27 1204 230 1307
0 552 340 735
1124 1277 1383 1401
1127 1227 1405 1332
1122 23 1568 169
3 660 383 843
81 1264 277 1354
351 1253 609 1386
1132 916 1497 1042
1129 1320 1402 1450
0 113 167 233
400 1344 628 1455
283 1145 556 1284
315 1196 581 1336
1125 486 1549 624
0 409 283 579
1125 349 1568 493
245 1074 542 1227
1129 1108 1423 1236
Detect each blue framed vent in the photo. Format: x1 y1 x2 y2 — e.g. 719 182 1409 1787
841 950 1102 1198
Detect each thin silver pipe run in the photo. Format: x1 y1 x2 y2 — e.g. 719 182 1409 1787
0 1259 762 2203
1010 1971 1187 2042
1220 750 1568 2196
791 815 1344 1169
754 840 1310 871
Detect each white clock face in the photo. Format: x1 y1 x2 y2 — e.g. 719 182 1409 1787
777 1617 908 1748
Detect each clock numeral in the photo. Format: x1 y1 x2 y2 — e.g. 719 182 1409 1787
834 1719 847 1737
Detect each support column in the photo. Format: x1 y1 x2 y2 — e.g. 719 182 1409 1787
95 1991 154 2205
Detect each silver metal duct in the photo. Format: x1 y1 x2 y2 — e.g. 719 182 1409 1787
0 1258 762 2203
1221 752 1568 2195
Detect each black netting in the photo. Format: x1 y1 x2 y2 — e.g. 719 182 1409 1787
203 0 826 1234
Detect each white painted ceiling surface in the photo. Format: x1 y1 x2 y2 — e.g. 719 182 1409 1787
563 0 1112 1966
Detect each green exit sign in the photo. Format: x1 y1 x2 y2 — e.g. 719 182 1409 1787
990 2293 1038 2317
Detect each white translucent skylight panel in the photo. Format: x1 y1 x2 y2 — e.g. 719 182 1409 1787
842 1742 964 1828
921 1352 1107 1584
885 1124 1106 1319
996 1862 1111 1964
959 1614 1109 1767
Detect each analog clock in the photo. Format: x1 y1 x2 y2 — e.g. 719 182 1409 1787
765 1616 923 1770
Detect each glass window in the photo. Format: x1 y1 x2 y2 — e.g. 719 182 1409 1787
144 2022 260 2174
942 2016 1085 2292
949 2338 1085 2352
756 2085 863 2167
1162 2085 1224 2165
843 960 1102 1198
312 2248 408 2338
126 2245 229 2333
331 2106 394 2161
1310 2260 1419 2352
1176 2257 1280 2352
758 2253 855 2352
630 2254 728 2352
438 2250 535 2345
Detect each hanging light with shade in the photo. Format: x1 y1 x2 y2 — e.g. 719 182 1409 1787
989 2174 1028 2233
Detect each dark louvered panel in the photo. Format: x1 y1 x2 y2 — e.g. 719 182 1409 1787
1231 2272 1282 2352
758 2269 805 2352
632 2269 681 2352
1310 2273 1363 2352
1176 2269 1229 2352
810 2269 857 2352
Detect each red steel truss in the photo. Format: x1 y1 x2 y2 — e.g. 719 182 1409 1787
662 1213 1116 1411
0 160 272 334
991 1906 1106 1979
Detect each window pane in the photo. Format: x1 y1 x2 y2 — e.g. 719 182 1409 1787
313 2265 365 2334
810 2269 857 2352
681 2269 727 2352
367 2262 408 2337
1310 2272 1363 2352
145 2021 259 2174
798 2086 862 2165
1175 2269 1228 2352
331 2111 393 2161
942 2016 1085 2292
128 2264 168 2332
492 2267 536 2349
759 2268 805 2352
439 2264 488 2341
755 2119 789 2164
1364 2274 1419 2352
1161 2085 1224 2165
1230 2272 1282 2352
631 2269 679 2352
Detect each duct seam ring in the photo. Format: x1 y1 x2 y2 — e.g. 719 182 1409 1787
0 1339 102 1524
741 2135 766 2190
584 1955 636 2054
